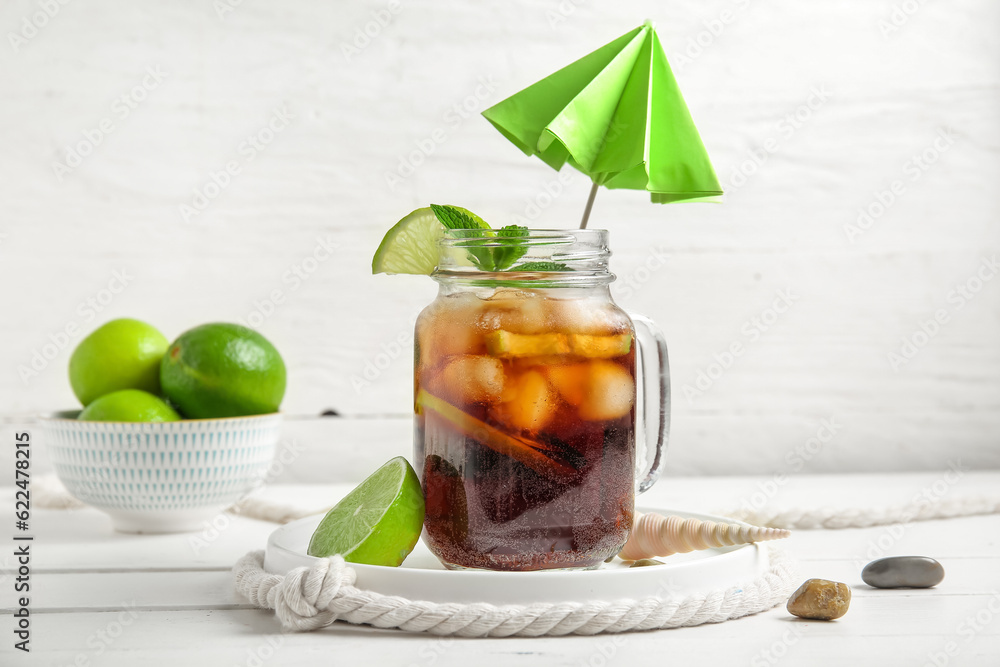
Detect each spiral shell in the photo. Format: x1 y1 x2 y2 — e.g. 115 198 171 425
619 512 791 561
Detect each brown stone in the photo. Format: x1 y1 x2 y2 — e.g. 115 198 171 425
786 578 851 620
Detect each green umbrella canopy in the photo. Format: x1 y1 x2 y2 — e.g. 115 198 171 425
482 22 722 225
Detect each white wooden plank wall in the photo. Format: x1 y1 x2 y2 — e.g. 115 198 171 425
1 0 998 477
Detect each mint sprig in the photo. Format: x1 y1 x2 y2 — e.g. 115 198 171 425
429 205 566 273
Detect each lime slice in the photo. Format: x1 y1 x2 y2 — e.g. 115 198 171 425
486 331 570 357
306 457 425 566
372 206 492 275
485 331 633 359
372 207 443 275
568 333 633 357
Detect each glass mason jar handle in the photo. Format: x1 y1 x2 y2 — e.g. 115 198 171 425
630 313 669 494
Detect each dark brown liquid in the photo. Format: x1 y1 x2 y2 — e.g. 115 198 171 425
414 290 636 571
419 407 634 571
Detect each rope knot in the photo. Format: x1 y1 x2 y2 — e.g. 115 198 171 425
233 547 797 636
272 555 357 631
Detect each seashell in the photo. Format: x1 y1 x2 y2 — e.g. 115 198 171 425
619 512 791 561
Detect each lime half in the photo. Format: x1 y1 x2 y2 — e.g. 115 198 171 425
306 456 425 566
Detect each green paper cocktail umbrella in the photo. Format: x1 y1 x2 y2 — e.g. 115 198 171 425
482 22 722 228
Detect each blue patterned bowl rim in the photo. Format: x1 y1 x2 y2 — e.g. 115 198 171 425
40 412 284 435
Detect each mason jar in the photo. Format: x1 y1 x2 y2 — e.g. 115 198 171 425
413 228 668 571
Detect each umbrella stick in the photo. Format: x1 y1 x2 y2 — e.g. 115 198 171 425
579 181 599 229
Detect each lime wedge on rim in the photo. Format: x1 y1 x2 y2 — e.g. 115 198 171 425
372 206 491 275
306 456 425 566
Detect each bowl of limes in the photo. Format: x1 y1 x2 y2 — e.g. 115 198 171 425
42 318 287 533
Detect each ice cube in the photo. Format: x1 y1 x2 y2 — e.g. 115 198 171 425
545 363 589 406
429 355 505 404
416 293 485 362
478 290 549 334
578 361 635 421
495 369 556 432
551 299 630 335
483 287 530 301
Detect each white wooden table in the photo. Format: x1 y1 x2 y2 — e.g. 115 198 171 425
2 472 999 666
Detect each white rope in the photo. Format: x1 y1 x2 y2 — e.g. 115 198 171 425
231 547 798 637
33 473 1000 530
722 495 1000 530
32 474 324 523
33 474 86 509
228 495 324 525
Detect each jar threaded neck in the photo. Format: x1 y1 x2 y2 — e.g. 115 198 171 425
434 228 614 287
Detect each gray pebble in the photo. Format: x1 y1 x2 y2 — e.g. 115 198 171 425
862 556 944 588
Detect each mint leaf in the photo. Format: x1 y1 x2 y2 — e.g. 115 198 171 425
429 204 497 270
497 225 528 239
430 204 486 230
511 261 570 272
469 250 496 271
490 225 529 271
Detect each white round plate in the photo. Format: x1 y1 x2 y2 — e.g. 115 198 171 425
264 507 770 605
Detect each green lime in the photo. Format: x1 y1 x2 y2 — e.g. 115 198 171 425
372 207 444 275
372 206 491 275
78 389 181 422
160 323 286 419
307 456 425 566
69 318 170 406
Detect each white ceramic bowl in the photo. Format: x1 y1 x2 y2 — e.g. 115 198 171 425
41 412 282 533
